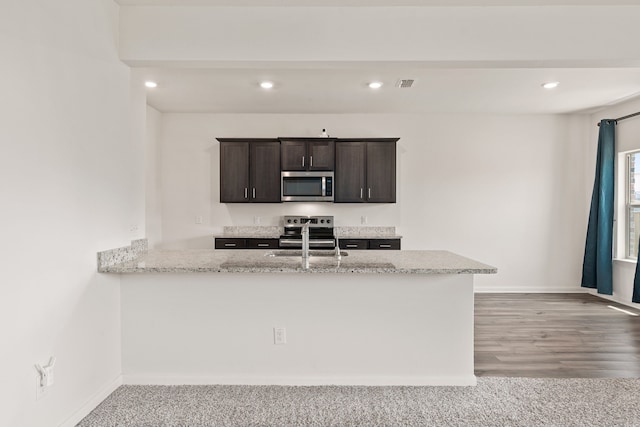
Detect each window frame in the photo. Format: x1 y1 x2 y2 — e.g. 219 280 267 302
625 150 640 260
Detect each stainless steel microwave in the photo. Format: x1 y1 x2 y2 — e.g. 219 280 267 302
281 171 334 202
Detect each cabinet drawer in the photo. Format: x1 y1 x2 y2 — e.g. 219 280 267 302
368 239 401 250
246 238 279 249
338 239 368 250
215 238 247 249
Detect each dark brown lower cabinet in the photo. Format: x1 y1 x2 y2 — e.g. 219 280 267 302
338 239 369 250
215 238 279 249
246 238 279 249
216 238 400 250
215 238 247 249
338 238 401 250
368 239 401 250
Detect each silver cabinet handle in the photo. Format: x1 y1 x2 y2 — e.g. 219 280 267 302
224 243 237 247
302 156 305 167
360 188 363 199
379 244 391 248
310 156 313 167
368 188 371 198
346 244 358 248
252 188 256 198
257 243 269 247
244 188 248 199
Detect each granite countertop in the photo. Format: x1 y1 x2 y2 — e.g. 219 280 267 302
337 235 402 239
213 226 281 239
213 226 402 240
99 249 496 275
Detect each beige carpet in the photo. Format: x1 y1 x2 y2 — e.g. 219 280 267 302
77 378 640 426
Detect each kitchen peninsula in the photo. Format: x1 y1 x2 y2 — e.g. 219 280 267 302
99 241 496 386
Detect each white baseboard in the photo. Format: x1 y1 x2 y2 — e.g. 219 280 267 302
474 286 587 293
123 374 477 387
587 291 640 310
58 375 123 427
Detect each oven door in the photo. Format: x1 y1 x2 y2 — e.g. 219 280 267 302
279 238 336 249
281 171 334 202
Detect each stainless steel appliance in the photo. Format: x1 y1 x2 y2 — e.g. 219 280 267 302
279 215 336 249
281 171 334 202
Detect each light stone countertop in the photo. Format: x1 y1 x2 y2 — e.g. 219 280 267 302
213 226 402 240
337 235 402 239
99 249 496 275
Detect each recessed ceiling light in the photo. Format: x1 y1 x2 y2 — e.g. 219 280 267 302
145 81 158 88
368 82 383 89
542 81 559 89
260 81 274 89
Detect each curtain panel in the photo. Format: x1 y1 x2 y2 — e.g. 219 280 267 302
581 120 615 295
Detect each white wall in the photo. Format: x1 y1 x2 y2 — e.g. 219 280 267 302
119 5 640 65
589 96 640 309
122 273 476 386
145 105 163 248
156 113 590 292
0 1 145 426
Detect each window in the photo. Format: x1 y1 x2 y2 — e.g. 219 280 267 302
626 151 640 259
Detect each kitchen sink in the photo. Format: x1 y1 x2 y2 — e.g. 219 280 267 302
266 250 348 257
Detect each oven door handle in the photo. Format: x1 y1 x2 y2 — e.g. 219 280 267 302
279 239 302 245
278 238 336 248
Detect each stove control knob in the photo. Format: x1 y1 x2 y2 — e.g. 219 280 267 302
326 219 331 224
294 219 298 224
320 219 325 223
287 219 292 223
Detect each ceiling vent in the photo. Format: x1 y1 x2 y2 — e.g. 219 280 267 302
396 79 415 88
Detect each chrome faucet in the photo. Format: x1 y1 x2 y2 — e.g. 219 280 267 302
334 235 342 260
301 222 310 260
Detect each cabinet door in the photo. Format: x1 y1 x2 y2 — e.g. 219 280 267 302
338 239 368 250
308 140 335 170
368 239 401 250
220 142 250 203
215 238 247 249
366 141 396 203
334 142 366 202
250 142 281 202
280 141 307 171
246 238 280 249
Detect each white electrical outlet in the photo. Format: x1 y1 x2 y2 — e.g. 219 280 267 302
254 216 261 225
195 215 203 224
361 216 368 224
273 327 287 345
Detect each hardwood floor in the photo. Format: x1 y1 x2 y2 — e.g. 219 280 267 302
474 293 640 378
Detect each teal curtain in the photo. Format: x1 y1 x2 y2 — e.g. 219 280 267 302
581 120 615 295
634 251 640 303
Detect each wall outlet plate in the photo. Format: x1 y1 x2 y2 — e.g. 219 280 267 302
273 327 286 345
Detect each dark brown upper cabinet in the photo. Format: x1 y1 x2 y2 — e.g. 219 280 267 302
218 139 281 203
334 139 397 203
280 138 335 171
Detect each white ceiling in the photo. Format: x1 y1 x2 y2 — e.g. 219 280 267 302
121 2 640 115
116 0 640 6
139 67 640 114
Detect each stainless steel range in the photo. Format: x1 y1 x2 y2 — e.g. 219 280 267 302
279 215 336 249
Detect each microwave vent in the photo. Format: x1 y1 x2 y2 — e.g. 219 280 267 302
396 79 415 88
